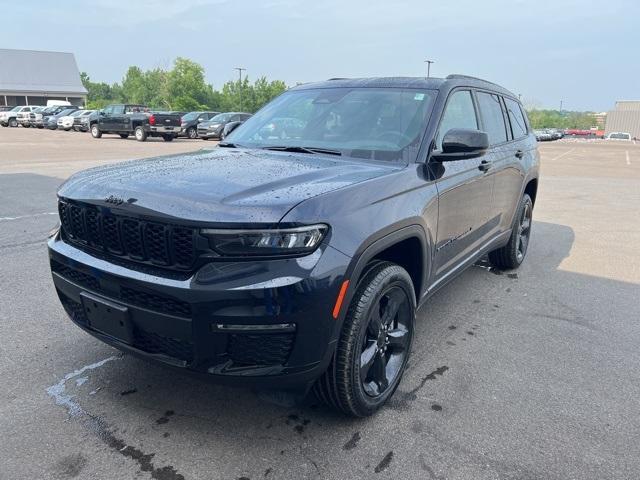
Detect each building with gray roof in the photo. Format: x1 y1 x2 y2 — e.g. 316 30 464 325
0 48 87 107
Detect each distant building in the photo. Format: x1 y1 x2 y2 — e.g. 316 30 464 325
0 48 87 107
592 112 607 129
605 101 640 139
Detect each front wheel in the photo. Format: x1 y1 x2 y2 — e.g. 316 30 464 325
186 127 197 139
314 262 415 417
134 126 147 142
91 125 102 138
162 134 175 142
8 118 18 127
489 193 533 269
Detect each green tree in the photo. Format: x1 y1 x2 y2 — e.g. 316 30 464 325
166 57 212 110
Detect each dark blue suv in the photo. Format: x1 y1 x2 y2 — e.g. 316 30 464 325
49 75 539 416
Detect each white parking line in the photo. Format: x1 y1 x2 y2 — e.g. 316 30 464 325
549 148 575 162
626 151 631 165
0 212 57 221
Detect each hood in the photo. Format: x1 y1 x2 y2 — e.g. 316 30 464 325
58 148 399 224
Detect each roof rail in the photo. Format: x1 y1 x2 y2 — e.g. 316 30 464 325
446 74 502 88
327 77 347 81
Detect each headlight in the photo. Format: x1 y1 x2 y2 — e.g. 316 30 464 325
201 224 328 257
208 124 220 129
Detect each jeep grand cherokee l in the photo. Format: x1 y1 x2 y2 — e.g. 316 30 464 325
49 75 539 416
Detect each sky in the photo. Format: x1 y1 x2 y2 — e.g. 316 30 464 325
3 0 639 112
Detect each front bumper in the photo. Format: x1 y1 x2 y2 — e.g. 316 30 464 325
48 234 350 389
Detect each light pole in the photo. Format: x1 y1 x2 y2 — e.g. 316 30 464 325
234 67 246 111
424 60 434 78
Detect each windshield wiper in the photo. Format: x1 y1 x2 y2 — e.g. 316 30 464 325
262 145 342 156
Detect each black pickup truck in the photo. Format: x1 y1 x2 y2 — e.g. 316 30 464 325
90 104 182 141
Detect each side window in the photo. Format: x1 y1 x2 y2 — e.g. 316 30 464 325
476 92 508 145
242 114 252 121
112 105 125 115
103 106 114 115
504 97 528 139
437 90 478 150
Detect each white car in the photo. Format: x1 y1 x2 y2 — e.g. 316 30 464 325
605 132 631 141
57 110 85 131
17 106 45 127
0 105 40 127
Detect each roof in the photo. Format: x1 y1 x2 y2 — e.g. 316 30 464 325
0 49 88 95
291 75 516 99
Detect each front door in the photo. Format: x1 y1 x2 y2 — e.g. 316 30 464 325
431 89 495 283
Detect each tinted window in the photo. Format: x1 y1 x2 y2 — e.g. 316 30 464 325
437 90 478 150
476 92 508 145
504 97 527 139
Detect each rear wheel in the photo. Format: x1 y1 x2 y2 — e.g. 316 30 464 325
8 118 18 127
162 134 175 142
186 127 197 139
91 125 102 138
134 126 147 142
314 262 415 417
119 133 129 139
489 193 533 269
23 123 31 128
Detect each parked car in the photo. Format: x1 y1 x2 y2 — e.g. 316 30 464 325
0 106 14 112
605 131 631 140
257 117 306 140
180 111 220 139
45 107 80 130
49 75 539 416
534 129 553 141
71 110 96 131
17 106 46 127
31 105 77 128
0 105 40 127
58 110 86 131
91 104 182 141
197 112 252 140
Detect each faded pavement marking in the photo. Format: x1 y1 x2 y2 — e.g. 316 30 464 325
0 211 58 221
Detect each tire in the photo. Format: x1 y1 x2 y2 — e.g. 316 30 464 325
314 262 416 417
162 134 174 142
8 118 18 127
91 124 102 138
134 126 147 142
23 123 31 128
119 133 129 139
489 193 533 270
186 127 197 139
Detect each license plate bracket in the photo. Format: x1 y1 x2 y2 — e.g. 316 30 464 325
80 292 133 344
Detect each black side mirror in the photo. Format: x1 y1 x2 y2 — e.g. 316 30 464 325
432 128 489 162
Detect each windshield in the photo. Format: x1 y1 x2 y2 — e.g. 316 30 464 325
210 113 233 123
229 87 437 162
58 109 74 116
182 111 202 121
10 106 22 112
70 110 84 117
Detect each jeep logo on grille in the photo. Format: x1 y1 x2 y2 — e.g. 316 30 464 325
105 195 124 205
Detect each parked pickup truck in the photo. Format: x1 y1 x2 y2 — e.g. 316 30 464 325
91 104 182 141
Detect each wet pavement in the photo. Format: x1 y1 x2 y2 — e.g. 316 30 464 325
1 128 639 479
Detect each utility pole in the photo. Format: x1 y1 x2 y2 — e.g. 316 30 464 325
559 100 563 113
424 60 434 79
234 67 246 111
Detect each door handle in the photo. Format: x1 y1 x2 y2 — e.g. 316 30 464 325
515 150 524 159
478 160 492 172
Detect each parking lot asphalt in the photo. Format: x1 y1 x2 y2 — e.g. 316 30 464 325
1 127 639 480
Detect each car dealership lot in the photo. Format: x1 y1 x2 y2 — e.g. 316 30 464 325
1 129 639 479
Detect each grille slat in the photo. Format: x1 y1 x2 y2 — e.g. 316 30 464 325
58 200 197 270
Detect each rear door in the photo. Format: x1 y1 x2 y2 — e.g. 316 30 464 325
432 89 495 282
475 92 525 236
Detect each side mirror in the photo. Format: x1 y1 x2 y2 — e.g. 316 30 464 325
432 128 489 162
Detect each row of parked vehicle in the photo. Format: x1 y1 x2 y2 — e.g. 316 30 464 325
533 128 565 141
0 102 253 142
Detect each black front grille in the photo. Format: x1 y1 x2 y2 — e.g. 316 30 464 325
57 290 193 363
51 260 101 292
58 200 196 270
120 286 191 317
227 333 295 367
